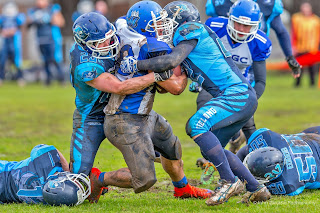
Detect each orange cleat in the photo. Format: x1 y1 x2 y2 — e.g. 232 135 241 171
174 183 213 199
87 167 108 203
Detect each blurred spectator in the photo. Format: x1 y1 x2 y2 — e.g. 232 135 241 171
0 2 25 86
291 2 320 87
72 0 94 22
95 0 109 18
27 0 65 86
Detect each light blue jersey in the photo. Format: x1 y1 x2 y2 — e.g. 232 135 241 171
205 17 272 82
248 127 320 196
0 145 63 204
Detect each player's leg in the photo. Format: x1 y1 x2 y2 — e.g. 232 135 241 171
104 113 157 193
39 44 52 85
150 110 213 199
186 87 257 205
70 109 105 175
0 42 9 83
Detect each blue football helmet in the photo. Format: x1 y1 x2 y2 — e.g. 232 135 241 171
126 1 175 43
227 0 262 43
42 172 91 206
72 12 119 59
164 1 200 28
243 147 284 183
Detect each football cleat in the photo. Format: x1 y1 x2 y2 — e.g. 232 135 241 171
228 130 246 154
241 184 271 204
174 183 213 199
87 167 108 203
200 162 216 185
196 158 209 169
206 177 245 206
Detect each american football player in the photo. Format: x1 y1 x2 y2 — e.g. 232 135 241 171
120 1 271 206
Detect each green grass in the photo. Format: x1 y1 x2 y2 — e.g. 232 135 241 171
1 72 320 212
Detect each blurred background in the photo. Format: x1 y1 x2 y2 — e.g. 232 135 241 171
0 0 319 85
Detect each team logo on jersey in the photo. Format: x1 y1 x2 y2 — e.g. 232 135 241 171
82 70 97 80
127 10 140 28
168 4 190 20
179 24 200 37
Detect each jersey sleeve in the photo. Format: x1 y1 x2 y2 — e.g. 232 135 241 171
75 63 105 82
173 22 204 46
16 13 26 26
205 17 228 37
250 31 272 61
51 4 62 14
30 144 57 161
139 37 172 60
206 0 217 17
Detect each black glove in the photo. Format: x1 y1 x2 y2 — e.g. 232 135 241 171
286 55 301 76
154 70 173 82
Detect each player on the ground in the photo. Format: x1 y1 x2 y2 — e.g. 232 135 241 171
104 1 213 199
205 0 301 77
120 1 271 206
237 126 320 196
0 144 132 205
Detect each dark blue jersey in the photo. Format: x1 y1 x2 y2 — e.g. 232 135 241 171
248 128 320 195
69 43 115 118
0 145 64 204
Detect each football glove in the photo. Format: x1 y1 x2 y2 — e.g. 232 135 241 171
189 81 202 93
120 56 139 74
286 55 301 76
154 70 173 82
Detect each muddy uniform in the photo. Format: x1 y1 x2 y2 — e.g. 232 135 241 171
0 145 63 204
103 19 182 193
246 126 320 195
69 42 114 175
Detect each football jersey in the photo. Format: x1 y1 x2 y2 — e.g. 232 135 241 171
173 22 251 97
205 17 272 80
27 4 62 45
104 18 171 115
247 128 320 195
0 145 64 204
69 43 115 119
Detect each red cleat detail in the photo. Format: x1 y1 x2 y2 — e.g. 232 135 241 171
87 167 108 203
174 183 213 199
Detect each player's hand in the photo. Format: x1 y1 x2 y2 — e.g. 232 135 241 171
286 55 301 78
120 56 139 74
189 81 202 93
154 70 173 82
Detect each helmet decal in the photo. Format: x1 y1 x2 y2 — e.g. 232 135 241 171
127 10 140 29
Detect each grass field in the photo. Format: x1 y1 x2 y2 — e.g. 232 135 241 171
1 72 320 212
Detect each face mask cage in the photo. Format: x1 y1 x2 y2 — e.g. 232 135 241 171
227 15 260 43
66 173 91 206
146 10 178 43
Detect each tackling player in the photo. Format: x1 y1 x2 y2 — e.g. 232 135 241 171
103 1 212 199
120 1 271 206
69 10 171 189
205 0 301 77
238 126 320 196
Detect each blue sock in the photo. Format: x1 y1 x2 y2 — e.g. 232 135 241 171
194 131 235 182
224 150 260 192
99 172 106 184
172 176 188 188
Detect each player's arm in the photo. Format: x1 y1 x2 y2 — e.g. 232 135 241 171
86 72 157 96
270 16 301 78
252 60 266 99
56 149 70 172
156 66 188 95
136 39 198 73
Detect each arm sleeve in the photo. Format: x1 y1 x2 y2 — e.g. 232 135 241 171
137 39 197 73
270 15 293 57
252 60 267 99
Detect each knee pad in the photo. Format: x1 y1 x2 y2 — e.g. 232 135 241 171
133 171 157 193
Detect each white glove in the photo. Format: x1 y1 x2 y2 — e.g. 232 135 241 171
120 56 139 74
